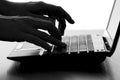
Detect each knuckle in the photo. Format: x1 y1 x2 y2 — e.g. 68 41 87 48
57 6 62 8
57 6 63 10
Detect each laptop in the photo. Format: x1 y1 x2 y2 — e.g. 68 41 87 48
7 0 120 65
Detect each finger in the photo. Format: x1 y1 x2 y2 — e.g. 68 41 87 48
58 7 75 24
49 15 56 25
25 12 55 23
19 32 52 51
20 18 62 40
48 14 56 25
25 27 66 47
46 12 66 36
58 17 66 36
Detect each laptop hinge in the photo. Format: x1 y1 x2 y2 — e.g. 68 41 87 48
102 37 111 53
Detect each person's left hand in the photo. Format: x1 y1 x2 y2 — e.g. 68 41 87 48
0 17 66 51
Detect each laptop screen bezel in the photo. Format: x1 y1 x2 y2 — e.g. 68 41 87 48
106 0 120 56
106 0 116 41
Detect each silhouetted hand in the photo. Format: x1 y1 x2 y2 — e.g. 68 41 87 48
0 17 66 51
27 2 75 35
1 1 75 35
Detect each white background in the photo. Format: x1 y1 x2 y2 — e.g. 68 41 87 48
7 0 115 30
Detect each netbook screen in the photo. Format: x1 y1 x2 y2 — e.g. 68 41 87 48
107 0 120 45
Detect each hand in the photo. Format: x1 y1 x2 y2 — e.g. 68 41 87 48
1 1 75 35
26 2 75 35
0 18 66 51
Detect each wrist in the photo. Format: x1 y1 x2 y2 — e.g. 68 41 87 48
0 0 17 15
25 1 46 11
0 0 29 16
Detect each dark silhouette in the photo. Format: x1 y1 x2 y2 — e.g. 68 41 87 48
0 0 75 51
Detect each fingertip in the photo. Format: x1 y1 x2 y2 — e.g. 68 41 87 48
62 42 67 47
47 45 53 52
61 31 65 36
69 19 75 24
72 20 75 24
58 42 67 48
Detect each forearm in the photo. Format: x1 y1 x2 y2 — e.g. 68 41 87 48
0 0 35 16
0 0 18 15
0 1 53 22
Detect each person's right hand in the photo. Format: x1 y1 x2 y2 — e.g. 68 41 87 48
0 1 75 35
0 17 66 51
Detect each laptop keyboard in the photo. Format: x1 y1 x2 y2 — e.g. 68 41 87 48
52 35 94 54
17 34 106 55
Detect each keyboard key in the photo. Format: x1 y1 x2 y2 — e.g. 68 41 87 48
79 35 87 53
70 36 78 53
52 35 95 54
92 35 105 52
86 35 94 52
62 36 70 53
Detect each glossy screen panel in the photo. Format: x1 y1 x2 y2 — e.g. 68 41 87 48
107 0 120 46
